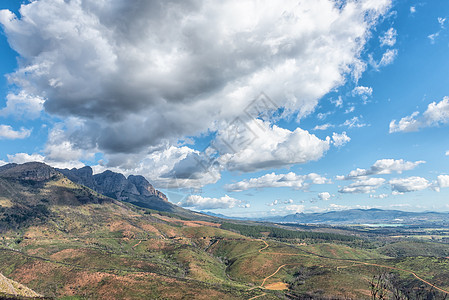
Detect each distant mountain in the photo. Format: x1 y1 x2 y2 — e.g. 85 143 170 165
201 211 250 220
259 208 449 225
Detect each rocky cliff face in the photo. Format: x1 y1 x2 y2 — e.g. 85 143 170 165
57 166 168 202
0 162 60 181
60 166 96 189
127 175 167 200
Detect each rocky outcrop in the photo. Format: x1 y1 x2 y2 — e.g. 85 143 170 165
58 166 168 202
0 162 59 181
92 170 129 199
128 175 168 201
59 166 96 190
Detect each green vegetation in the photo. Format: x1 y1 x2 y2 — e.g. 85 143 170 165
379 240 449 257
221 222 359 241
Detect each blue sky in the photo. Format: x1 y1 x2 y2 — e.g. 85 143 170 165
0 0 449 217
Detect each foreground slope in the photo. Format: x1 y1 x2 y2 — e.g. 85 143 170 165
0 272 42 299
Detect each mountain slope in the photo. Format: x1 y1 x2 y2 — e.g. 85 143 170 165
0 162 114 232
0 272 42 299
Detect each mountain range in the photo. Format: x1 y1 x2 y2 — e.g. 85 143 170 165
258 208 449 225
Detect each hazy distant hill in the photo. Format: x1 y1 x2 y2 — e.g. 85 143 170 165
259 208 449 225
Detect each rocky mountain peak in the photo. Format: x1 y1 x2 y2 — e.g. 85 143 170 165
57 166 168 202
0 162 60 181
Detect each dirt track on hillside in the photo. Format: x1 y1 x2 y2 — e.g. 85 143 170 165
249 239 449 299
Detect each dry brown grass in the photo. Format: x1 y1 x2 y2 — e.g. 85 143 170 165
50 248 87 261
152 214 219 228
107 220 141 233
140 223 160 234
264 282 289 290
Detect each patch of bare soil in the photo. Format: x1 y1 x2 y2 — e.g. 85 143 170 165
264 282 289 290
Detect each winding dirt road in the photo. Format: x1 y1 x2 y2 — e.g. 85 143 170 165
250 239 449 299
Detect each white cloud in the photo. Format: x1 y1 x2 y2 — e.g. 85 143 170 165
379 49 398 67
285 204 305 213
389 176 431 193
332 132 351 147
217 119 331 173
339 159 425 179
390 96 449 133
179 194 243 210
267 199 280 206
317 112 332 121
371 159 425 174
352 86 373 101
0 0 392 160
410 6 416 14
0 92 45 119
318 192 331 201
344 106 355 114
389 111 420 133
225 172 328 192
44 123 90 162
0 160 7 167
313 123 334 131
438 17 447 29
428 32 440 44
422 96 449 124
427 18 446 45
339 177 385 194
6 152 85 169
342 116 367 128
370 48 398 69
331 96 343 108
446 150 449 156
0 125 31 139
437 175 449 189
370 193 388 199
379 28 397 47
328 204 348 211
7 153 45 164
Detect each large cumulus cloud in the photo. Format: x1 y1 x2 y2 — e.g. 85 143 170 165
1 0 390 155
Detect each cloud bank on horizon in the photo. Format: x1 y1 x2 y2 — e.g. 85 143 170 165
0 0 448 216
